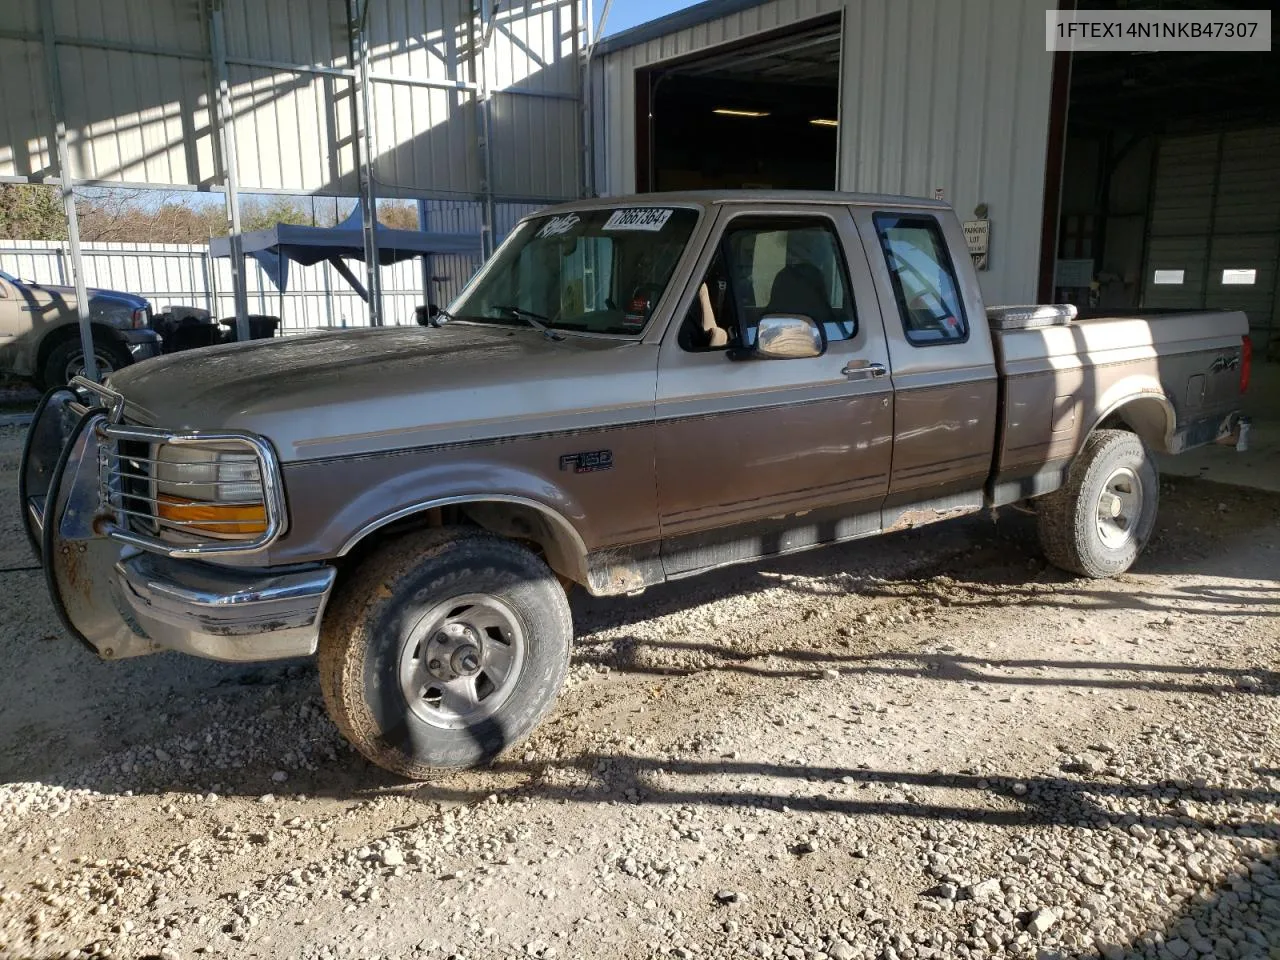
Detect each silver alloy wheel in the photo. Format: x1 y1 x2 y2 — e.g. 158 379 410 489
1095 466 1143 550
65 350 117 384
397 593 526 730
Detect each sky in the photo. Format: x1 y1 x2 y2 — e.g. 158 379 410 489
600 0 699 37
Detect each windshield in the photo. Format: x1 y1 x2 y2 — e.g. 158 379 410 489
450 206 700 336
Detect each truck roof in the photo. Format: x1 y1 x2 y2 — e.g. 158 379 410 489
535 190 952 216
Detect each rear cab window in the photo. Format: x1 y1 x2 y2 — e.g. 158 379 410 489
872 213 968 345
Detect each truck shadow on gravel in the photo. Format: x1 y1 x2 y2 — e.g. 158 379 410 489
575 638 1280 695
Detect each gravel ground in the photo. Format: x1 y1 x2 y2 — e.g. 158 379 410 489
0 421 1276 960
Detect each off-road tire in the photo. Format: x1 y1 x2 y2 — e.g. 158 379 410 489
318 528 572 779
1037 429 1159 578
40 337 131 389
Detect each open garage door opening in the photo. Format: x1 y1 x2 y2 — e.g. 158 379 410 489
1050 33 1280 360
636 17 841 193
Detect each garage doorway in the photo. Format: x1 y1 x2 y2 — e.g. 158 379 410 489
635 16 842 193
1052 44 1280 355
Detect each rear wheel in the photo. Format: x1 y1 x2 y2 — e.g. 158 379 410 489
40 337 131 389
318 528 572 779
1037 429 1159 578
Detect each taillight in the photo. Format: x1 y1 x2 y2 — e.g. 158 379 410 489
131 308 148 329
1240 335 1252 394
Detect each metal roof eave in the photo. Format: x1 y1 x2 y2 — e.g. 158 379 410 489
592 0 772 58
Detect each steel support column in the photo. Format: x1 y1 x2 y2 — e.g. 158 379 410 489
416 198 435 311
582 0 614 200
353 0 383 326
473 0 497 258
39 2 98 382
210 0 251 343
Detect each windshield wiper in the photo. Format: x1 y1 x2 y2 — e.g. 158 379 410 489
493 305 563 341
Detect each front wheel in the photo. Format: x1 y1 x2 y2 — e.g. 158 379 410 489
41 337 131 389
1036 429 1159 578
318 529 572 779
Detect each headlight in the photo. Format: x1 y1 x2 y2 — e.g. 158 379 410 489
131 308 149 329
153 445 267 537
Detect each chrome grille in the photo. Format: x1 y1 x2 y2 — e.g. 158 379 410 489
111 438 158 536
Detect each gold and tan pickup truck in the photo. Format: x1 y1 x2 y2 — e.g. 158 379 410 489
21 191 1251 778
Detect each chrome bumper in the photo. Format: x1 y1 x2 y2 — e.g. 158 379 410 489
21 386 333 662
116 553 335 661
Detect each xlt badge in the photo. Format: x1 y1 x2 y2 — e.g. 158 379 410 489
559 450 613 474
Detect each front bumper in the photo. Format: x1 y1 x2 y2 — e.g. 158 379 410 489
116 552 335 661
22 386 334 662
122 329 162 362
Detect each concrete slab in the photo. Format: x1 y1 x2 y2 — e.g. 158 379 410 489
1159 359 1280 493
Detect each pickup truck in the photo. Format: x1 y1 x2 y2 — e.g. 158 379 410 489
21 191 1250 779
0 268 161 387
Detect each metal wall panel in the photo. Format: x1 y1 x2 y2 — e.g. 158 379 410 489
485 0 582 200
591 0 1055 304
365 0 477 197
57 46 218 186
0 37 53 180
52 0 208 54
1 0 582 202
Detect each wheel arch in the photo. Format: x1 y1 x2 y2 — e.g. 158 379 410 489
35 322 129 375
337 494 591 586
1089 391 1176 454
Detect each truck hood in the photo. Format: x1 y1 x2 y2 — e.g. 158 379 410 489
25 280 150 312
106 324 656 462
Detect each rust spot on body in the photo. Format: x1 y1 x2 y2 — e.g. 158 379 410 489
884 504 979 534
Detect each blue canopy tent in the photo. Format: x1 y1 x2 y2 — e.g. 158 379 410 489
208 203 483 305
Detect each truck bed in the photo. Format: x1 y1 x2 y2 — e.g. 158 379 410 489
987 307 1249 505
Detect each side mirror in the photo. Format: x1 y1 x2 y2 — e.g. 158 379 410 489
754 314 825 360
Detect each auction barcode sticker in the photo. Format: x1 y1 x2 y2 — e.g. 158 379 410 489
604 208 674 231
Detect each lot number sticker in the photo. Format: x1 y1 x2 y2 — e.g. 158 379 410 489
604 208 674 231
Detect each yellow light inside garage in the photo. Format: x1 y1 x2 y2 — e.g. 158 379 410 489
713 108 770 118
810 118 838 127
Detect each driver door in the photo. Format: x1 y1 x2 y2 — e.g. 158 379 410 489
653 203 894 577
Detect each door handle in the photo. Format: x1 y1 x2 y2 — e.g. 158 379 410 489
842 361 887 380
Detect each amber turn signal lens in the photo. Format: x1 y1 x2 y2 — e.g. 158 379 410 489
156 495 267 535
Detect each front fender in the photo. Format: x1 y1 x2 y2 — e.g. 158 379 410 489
272 453 597 567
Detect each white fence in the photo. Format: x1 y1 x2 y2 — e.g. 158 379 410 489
0 240 486 333
0 200 548 333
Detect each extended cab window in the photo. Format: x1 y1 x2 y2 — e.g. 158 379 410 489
680 218 857 351
873 213 968 345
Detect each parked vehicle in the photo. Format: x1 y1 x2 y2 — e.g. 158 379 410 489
0 269 160 387
22 191 1250 779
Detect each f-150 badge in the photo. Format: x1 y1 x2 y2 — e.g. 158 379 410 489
559 450 613 474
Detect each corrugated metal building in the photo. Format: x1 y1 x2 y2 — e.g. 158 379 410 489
0 0 583 204
588 0 1056 305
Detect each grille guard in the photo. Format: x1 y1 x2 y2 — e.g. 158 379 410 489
21 387 324 661
46 376 288 559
